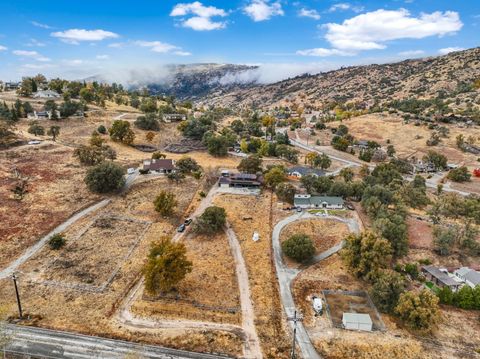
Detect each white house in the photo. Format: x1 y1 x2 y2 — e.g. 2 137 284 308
163 113 186 123
294 194 344 209
33 90 61 99
287 166 325 178
454 267 480 289
342 313 373 332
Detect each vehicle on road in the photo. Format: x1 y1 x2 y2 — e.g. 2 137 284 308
296 207 302 212
28 140 41 145
127 168 136 174
177 224 186 232
346 203 355 210
184 218 193 226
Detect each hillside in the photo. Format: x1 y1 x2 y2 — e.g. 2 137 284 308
198 47 480 111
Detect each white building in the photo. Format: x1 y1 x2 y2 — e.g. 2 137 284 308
33 90 61 99
342 313 373 332
454 267 480 289
294 194 344 209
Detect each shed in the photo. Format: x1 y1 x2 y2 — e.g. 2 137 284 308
342 313 373 332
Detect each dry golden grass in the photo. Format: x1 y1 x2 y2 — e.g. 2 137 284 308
131 230 241 325
343 114 480 168
0 143 99 269
280 219 350 268
213 192 292 359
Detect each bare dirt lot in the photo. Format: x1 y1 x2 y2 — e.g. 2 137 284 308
280 218 350 268
342 114 480 168
0 143 99 269
214 192 292 359
323 290 385 330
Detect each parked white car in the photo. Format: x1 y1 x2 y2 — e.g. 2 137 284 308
312 296 323 315
127 168 136 175
28 140 41 145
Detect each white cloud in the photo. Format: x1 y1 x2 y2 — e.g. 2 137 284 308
26 38 46 47
182 16 226 30
244 0 284 22
296 48 353 57
0 45 7 51
13 50 51 62
438 47 465 55
51 29 119 44
96 54 110 60
298 8 321 20
22 63 55 70
398 50 425 57
174 50 192 56
108 42 125 48
135 41 191 56
328 3 364 13
170 2 227 31
63 59 85 66
31 21 53 29
323 9 463 51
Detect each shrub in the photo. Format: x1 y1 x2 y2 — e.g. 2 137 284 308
193 206 226 234
153 191 177 217
282 234 315 262
395 290 440 332
134 115 160 131
143 237 193 295
97 125 107 134
49 233 66 250
447 166 471 182
84 162 125 193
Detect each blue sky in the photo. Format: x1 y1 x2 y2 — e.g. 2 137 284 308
0 0 478 83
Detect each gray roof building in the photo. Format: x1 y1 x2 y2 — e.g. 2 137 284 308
294 194 344 209
287 166 325 177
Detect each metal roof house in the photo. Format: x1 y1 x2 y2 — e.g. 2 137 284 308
163 114 187 122
342 313 373 332
454 267 480 289
219 173 262 188
287 166 325 178
421 265 461 292
294 194 344 209
32 90 61 99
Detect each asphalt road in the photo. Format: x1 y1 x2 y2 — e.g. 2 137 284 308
5 324 233 359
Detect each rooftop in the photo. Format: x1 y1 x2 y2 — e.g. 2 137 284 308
342 313 372 325
422 265 459 286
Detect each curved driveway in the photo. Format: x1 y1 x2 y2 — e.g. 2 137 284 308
272 211 360 359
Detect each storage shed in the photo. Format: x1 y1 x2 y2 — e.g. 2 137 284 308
342 313 373 332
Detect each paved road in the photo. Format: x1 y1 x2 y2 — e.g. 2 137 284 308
271 211 360 359
5 324 232 359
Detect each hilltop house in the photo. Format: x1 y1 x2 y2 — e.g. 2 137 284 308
33 90 61 99
27 110 61 120
294 194 344 209
454 267 480 289
287 166 325 179
2 81 20 91
219 172 263 188
421 265 461 292
163 114 187 122
142 159 175 174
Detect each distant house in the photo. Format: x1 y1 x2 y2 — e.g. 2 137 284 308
342 313 373 332
421 265 461 292
27 110 60 120
294 194 344 209
163 114 186 123
454 267 480 289
219 173 263 188
287 166 325 178
142 159 175 174
355 140 370 150
3 81 20 91
464 144 480 155
33 90 61 99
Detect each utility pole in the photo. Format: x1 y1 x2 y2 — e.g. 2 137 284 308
287 310 303 359
12 273 23 319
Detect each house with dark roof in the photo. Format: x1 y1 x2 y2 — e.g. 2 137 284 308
294 194 344 209
287 166 325 179
454 267 480 289
219 173 262 188
142 159 175 174
421 265 461 292
163 114 187 122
